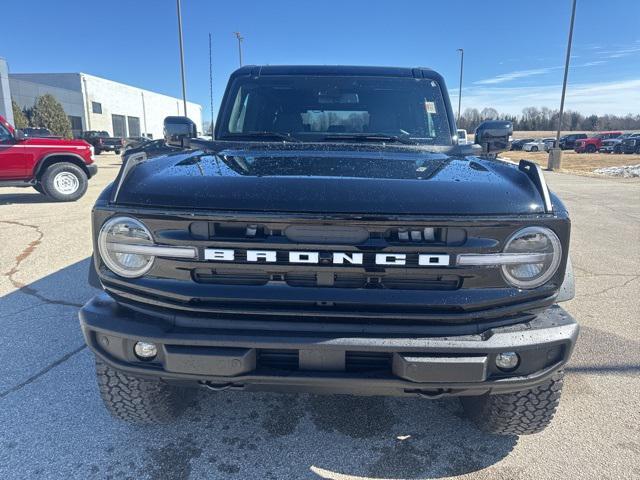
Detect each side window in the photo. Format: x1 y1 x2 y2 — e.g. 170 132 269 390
0 123 12 143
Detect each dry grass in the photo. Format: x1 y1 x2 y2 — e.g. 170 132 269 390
501 150 640 175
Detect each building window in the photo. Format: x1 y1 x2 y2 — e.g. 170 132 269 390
112 114 126 138
92 102 102 114
68 116 83 137
127 116 141 137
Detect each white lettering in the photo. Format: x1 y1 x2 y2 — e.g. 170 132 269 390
375 253 406 265
418 254 450 266
204 249 235 261
247 250 277 262
332 252 363 264
289 251 319 263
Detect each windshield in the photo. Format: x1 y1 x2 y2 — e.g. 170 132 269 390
218 75 453 145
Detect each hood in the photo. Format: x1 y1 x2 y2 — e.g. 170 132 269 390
23 137 90 148
114 145 548 215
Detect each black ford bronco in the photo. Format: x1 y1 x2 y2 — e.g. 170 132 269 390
80 66 578 435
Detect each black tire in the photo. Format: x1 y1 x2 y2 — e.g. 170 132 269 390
33 183 46 195
115 149 121 155
95 359 193 424
95 148 102 155
40 162 88 202
530 146 538 152
586 144 597 153
461 371 564 435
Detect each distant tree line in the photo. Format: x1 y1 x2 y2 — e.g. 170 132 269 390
457 107 640 133
11 94 72 138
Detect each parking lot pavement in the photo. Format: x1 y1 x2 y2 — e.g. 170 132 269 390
1 156 638 480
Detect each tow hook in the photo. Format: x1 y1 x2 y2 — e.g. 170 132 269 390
406 388 452 399
199 381 246 392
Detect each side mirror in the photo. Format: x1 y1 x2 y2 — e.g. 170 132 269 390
163 116 197 148
474 120 513 154
14 129 27 141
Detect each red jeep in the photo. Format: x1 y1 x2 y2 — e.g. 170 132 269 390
574 131 622 153
0 115 97 201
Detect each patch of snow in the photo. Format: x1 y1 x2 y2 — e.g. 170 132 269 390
593 164 640 178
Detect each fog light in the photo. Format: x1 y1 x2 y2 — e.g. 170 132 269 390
134 341 157 360
495 352 519 371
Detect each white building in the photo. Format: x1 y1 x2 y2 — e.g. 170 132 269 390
9 72 202 139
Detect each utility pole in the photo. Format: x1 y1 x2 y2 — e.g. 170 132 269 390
548 0 577 170
234 32 244 67
176 0 188 116
457 48 464 124
209 33 214 137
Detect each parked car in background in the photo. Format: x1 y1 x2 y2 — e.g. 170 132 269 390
0 115 97 201
510 138 535 150
558 133 587 150
124 136 153 150
523 138 555 152
621 134 640 154
22 127 57 138
81 130 124 155
574 131 622 153
598 133 632 153
456 129 468 145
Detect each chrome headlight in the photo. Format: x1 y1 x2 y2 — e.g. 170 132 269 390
98 216 155 278
501 227 562 289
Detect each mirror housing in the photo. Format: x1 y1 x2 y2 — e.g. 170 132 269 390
13 129 27 141
474 120 513 154
163 116 197 148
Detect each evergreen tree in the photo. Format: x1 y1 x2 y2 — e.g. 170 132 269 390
11 99 28 129
31 94 72 138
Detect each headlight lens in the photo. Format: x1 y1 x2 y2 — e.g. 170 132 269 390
98 216 155 278
501 227 562 289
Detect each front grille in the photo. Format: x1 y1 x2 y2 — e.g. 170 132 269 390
97 210 568 323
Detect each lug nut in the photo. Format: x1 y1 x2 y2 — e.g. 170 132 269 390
495 352 519 371
134 341 158 360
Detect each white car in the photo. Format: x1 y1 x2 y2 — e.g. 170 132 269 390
456 129 469 145
523 138 555 152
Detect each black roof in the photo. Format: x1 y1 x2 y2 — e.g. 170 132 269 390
230 65 443 81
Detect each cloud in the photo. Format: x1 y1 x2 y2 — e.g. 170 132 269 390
474 67 559 85
451 79 640 116
596 45 640 59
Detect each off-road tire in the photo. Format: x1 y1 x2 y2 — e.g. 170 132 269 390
461 371 564 435
95 359 193 424
586 144 597 153
40 162 88 202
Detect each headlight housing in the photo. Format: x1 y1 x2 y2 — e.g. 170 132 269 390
98 216 155 278
501 227 562 289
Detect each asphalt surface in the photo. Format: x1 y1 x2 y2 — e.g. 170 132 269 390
1 153 639 480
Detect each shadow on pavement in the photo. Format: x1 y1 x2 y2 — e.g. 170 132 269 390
1 259 518 479
0 191 64 205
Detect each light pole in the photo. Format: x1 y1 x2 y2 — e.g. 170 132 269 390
234 32 244 67
548 0 577 170
176 0 188 116
209 33 214 137
457 48 464 124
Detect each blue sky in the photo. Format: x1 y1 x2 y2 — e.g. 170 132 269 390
3 0 639 121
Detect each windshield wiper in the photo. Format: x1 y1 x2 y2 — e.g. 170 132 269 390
219 131 301 142
321 133 415 145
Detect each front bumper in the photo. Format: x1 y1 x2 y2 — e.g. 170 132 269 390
86 163 98 178
79 293 579 398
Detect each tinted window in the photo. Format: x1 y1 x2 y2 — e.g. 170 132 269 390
0 123 12 143
220 75 452 145
92 102 102 114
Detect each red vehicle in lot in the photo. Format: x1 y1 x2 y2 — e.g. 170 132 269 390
0 115 97 201
574 131 622 153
